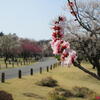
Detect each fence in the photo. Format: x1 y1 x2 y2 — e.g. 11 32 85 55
0 62 60 83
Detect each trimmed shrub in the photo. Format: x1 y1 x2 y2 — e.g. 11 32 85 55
73 86 96 99
48 87 74 100
0 90 13 100
36 77 58 87
54 87 73 97
48 91 66 100
48 86 97 100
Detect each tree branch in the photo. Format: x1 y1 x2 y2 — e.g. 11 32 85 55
73 62 100 80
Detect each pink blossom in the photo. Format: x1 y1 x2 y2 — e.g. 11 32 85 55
50 16 77 66
62 49 69 57
52 40 62 54
68 2 74 7
61 50 77 66
62 41 70 49
61 56 72 66
52 26 61 30
52 32 64 40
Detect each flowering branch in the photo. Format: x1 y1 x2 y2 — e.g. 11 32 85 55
50 16 77 66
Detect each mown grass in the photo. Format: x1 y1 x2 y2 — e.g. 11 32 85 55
0 63 100 100
0 58 36 70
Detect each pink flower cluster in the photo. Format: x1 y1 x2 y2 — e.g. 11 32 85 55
50 16 77 66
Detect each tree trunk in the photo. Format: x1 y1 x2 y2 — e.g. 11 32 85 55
93 58 100 77
92 65 95 69
97 67 100 77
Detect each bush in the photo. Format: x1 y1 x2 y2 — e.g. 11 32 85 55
0 90 13 100
48 87 74 100
73 86 96 99
54 87 73 97
48 93 66 100
36 77 58 87
48 86 97 100
48 91 66 100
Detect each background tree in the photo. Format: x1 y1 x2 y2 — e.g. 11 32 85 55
0 32 4 37
38 40 53 57
20 39 43 61
0 33 20 63
0 32 43 65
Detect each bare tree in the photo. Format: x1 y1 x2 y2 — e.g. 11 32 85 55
66 0 100 79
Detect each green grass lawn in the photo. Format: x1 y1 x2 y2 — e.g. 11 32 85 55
0 58 36 70
0 63 100 100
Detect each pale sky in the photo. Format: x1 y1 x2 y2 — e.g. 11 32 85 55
0 0 68 40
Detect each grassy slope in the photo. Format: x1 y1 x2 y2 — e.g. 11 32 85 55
0 63 100 100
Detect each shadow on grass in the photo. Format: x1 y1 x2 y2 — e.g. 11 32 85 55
23 92 45 100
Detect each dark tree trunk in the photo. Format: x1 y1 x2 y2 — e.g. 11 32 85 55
92 58 100 77
95 60 100 77
97 67 100 77
4 56 8 64
92 65 96 69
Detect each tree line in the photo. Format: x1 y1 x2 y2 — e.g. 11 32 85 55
0 32 53 64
